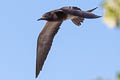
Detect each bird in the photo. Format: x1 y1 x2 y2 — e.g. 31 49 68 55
36 6 101 78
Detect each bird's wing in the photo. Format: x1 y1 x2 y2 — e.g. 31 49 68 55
62 8 101 19
36 21 62 78
86 7 98 12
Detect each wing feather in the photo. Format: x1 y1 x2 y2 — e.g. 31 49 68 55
61 8 101 19
86 7 98 12
36 21 62 78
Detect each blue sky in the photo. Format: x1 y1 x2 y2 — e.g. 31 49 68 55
0 0 120 80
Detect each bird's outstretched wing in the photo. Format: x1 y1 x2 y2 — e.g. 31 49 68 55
36 21 62 78
61 7 101 19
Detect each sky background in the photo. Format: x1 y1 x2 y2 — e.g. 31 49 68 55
0 0 120 80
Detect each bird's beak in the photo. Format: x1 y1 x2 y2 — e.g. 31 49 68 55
37 17 47 21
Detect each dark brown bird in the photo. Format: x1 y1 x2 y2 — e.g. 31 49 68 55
36 6 101 78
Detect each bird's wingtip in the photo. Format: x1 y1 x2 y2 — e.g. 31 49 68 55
35 75 38 78
90 15 102 19
95 7 98 9
36 67 42 78
87 7 98 12
35 72 39 78
96 15 102 18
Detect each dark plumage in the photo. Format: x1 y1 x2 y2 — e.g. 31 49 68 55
36 6 101 78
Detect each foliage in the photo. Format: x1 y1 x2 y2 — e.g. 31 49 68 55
102 0 120 28
118 73 120 80
96 73 120 80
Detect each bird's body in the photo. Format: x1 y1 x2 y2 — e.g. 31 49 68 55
65 14 77 20
36 6 101 78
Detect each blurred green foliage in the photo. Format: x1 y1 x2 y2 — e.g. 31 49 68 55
102 0 120 28
96 73 120 80
118 73 120 80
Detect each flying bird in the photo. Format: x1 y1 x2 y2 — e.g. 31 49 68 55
36 6 101 78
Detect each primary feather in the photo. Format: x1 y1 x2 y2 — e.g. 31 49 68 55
36 21 62 78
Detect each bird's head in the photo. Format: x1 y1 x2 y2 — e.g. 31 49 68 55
37 10 66 21
37 12 56 21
